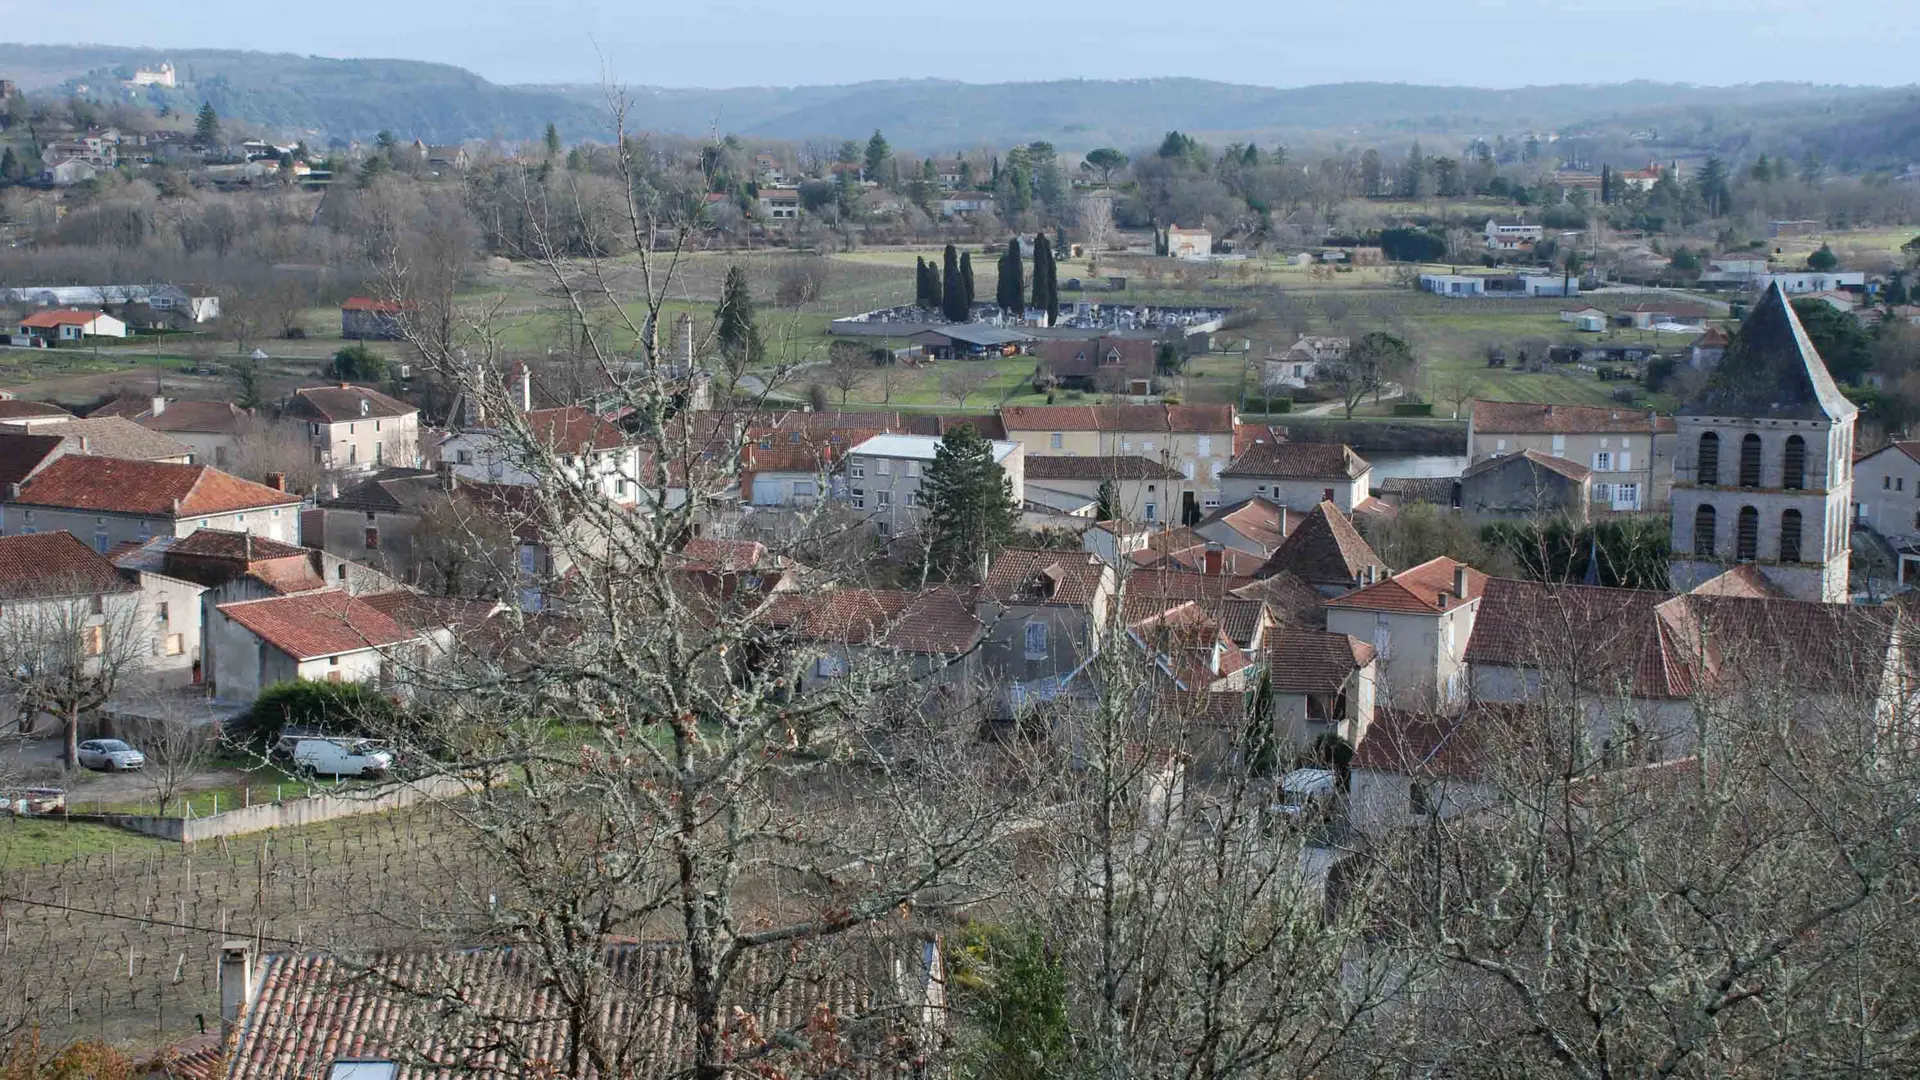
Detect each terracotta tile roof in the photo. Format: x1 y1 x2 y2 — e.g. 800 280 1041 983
170 527 307 561
217 590 415 660
998 403 1234 434
0 432 65 486
1153 687 1252 726
19 309 102 328
0 531 136 600
1470 399 1676 435
1233 422 1288 458
8 456 299 517
40 416 192 461
1268 627 1375 694
284 383 417 423
905 413 1008 440
1231 570 1326 628
1328 556 1487 615
762 586 982 655
1197 497 1294 551
1128 600 1251 688
1032 336 1156 379
1353 707 1498 780
1465 578 1683 699
0 398 74 421
678 537 774 573
1222 440 1370 480
1023 455 1183 481
1686 563 1790 599
1378 476 1457 507
222 936 944 1080
1122 566 1258 602
518 405 628 452
358 590 504 633
982 549 1110 607
137 400 257 435
1254 502 1384 588
1860 441 1920 468
1461 447 1593 483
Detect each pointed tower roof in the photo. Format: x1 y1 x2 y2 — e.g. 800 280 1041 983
1678 282 1855 422
1254 501 1385 588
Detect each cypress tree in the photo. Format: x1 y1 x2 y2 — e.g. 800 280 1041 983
960 251 976 310
1031 234 1058 328
941 244 968 323
997 237 1024 314
915 257 932 307
1600 164 1612 205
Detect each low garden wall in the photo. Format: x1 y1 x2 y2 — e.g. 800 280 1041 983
80 774 479 843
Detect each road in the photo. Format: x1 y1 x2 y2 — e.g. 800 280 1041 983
1296 382 1406 417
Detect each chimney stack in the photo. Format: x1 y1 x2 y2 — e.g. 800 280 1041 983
1544 403 1554 418
520 366 532 413
1203 542 1224 577
219 941 254 1040
265 471 286 492
674 312 695 365
150 395 166 417
1453 565 1469 599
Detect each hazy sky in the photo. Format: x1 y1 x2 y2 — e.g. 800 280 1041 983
13 0 1918 88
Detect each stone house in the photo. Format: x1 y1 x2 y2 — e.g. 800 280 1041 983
90 396 258 469
977 549 1117 716
759 587 983 706
1020 455 1183 523
283 384 421 474
845 433 1024 542
1324 557 1486 713
1266 627 1378 750
1 457 303 550
1457 448 1592 522
339 297 415 340
1219 441 1373 514
1252 501 1388 596
999 404 1237 523
1467 399 1676 511
209 589 429 704
440 405 642 506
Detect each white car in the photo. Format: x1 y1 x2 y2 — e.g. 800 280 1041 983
76 739 146 772
292 738 393 779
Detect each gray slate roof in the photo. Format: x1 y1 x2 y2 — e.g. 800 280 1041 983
1679 282 1856 422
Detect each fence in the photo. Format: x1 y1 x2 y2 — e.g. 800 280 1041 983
66 775 479 843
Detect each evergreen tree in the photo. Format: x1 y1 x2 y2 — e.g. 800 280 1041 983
959 251 976 309
193 102 221 148
1094 478 1119 522
915 257 932 308
544 123 562 159
715 264 764 368
1031 234 1058 327
923 258 942 310
864 130 890 182
997 238 1024 313
922 423 1020 582
1750 154 1773 184
0 146 16 183
941 244 968 323
1600 164 1612 205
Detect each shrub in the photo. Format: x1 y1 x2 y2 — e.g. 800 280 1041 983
231 680 403 754
330 342 387 381
1392 402 1435 417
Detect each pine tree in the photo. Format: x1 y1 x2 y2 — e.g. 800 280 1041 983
193 102 221 148
940 244 968 323
864 130 890 182
715 265 764 367
544 123 562 159
959 251 976 310
996 238 1024 314
922 423 1020 582
1094 478 1119 522
1600 164 1612 205
0 146 16 183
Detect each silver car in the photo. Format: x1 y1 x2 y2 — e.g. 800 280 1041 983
76 739 146 772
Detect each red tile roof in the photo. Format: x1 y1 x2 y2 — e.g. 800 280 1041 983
1460 447 1593 483
0 432 65 486
1352 707 1496 780
217 590 415 660
1267 628 1375 694
998 403 1234 434
1470 399 1676 435
982 549 1110 607
0 531 136 600
1254 502 1384 588
285 384 417 423
136 400 257 435
1233 423 1288 458
18 308 103 328
170 527 307 561
1128 600 1251 687
0 399 74 421
1023 455 1184 481
762 587 982 654
1222 440 1370 480
519 406 628 452
1197 497 1293 551
8 457 299 517
1327 556 1487 615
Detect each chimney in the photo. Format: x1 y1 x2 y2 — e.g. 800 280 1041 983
1203 542 1224 577
1544 403 1554 418
150 395 166 417
265 471 286 492
77 436 89 454
219 940 254 1040
5 482 20 500
337 382 350 390
1453 565 1468 599
520 366 533 413
674 312 695 365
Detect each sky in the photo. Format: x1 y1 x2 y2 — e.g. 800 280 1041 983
8 0 1918 89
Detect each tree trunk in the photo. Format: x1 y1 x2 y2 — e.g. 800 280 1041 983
62 703 80 770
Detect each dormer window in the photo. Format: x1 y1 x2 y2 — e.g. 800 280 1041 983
359 400 370 417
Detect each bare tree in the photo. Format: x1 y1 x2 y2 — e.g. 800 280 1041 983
1079 194 1117 253
773 257 830 307
939 364 994 409
227 417 325 493
824 339 870 405
0 579 148 770
143 712 215 816
875 357 905 406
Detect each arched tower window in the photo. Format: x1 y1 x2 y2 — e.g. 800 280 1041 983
1698 431 1720 486
1737 506 1759 562
1740 434 1762 488
1783 435 1806 490
1693 505 1717 557
1780 509 1803 563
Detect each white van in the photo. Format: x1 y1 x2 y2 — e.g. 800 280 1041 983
292 738 393 778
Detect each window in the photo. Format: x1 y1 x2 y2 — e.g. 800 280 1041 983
1373 614 1392 660
1614 483 1640 509
374 442 383 465
83 625 103 656
1121 439 1133 452
365 527 380 550
1698 432 1719 486
349 444 358 464
1144 501 1156 521
876 521 890 537
815 655 846 678
326 670 343 683
156 601 169 623
1196 436 1212 457
164 633 183 656
94 533 108 554
89 594 104 615
1592 451 1613 471
1737 506 1759 561
519 545 538 574
1496 439 1507 452
1740 433 1762 487
1023 620 1049 659
457 450 473 465
337 564 348 581
903 490 916 508
329 655 341 666
876 459 891 475
1552 434 1566 454
1594 483 1612 504
851 488 865 510
1203 496 1220 510
1323 487 1335 502
877 491 891 507
849 463 864 480
1142 439 1155 452
1050 433 1063 449
1694 505 1717 556
309 422 322 437
1780 509 1803 563
907 461 921 478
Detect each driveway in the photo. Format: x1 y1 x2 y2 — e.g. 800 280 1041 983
1297 382 1405 417
0 732 244 809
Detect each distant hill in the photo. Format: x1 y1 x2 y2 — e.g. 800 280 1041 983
0 43 1910 158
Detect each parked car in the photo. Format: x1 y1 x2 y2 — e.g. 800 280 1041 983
292 738 393 778
76 739 146 772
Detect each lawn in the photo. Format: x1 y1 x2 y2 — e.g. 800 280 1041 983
0 815 170 870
